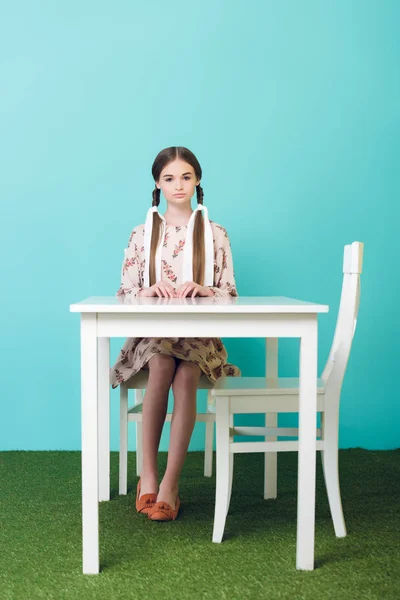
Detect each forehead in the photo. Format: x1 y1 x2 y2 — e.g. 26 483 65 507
160 159 195 176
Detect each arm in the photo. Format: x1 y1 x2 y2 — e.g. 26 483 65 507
115 227 143 298
207 226 238 298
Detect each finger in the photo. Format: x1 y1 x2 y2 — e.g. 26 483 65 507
181 284 192 298
157 283 166 297
179 283 191 297
191 287 199 298
163 284 174 298
156 285 166 298
178 282 189 297
183 285 193 298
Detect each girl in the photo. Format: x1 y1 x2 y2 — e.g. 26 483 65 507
110 146 241 521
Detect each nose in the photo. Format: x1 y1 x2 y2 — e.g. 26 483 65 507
175 179 183 190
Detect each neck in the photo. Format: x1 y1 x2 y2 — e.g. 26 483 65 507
163 203 194 226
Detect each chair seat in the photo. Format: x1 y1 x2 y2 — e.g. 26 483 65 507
123 372 325 397
210 376 326 396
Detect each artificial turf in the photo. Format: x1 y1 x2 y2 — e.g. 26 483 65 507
0 449 399 599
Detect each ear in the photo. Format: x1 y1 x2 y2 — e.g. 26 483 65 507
156 182 160 190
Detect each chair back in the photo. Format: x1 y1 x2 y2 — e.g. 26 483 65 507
321 242 364 397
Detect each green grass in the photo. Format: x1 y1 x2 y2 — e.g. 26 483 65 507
0 450 399 600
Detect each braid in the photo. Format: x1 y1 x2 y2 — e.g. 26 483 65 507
149 187 162 286
193 184 205 285
196 184 204 205
152 187 161 207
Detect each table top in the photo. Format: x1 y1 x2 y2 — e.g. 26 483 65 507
70 296 329 314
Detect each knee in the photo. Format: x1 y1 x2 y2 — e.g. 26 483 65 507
172 362 201 390
148 354 176 378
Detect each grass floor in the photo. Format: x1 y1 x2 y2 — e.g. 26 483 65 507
0 449 399 600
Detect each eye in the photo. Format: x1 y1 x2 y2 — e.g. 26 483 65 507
184 176 191 180
166 178 172 182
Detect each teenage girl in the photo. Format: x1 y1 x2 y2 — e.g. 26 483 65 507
110 146 240 521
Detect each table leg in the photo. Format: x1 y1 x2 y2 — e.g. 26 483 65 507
98 337 110 502
81 313 99 574
296 318 318 571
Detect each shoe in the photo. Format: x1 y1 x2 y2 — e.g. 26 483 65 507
148 496 181 521
136 479 157 515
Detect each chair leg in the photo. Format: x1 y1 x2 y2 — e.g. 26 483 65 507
264 413 277 500
119 384 128 495
320 405 347 537
135 389 143 477
227 414 234 514
212 397 231 543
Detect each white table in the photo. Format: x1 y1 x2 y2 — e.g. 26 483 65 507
70 295 328 574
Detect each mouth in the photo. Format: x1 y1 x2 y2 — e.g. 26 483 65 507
173 194 186 197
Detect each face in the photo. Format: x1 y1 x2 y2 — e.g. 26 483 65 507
156 159 200 205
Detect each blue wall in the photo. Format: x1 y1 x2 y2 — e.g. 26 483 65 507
1 1 399 451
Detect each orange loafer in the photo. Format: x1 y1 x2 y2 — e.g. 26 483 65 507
148 496 181 521
136 479 157 515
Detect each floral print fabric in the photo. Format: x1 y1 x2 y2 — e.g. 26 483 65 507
110 220 241 388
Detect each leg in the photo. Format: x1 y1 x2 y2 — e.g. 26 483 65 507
320 401 347 537
297 320 318 571
212 396 230 543
98 337 110 502
157 360 202 507
119 383 128 495
204 393 214 477
97 338 110 502
227 413 234 514
81 313 99 574
135 389 144 476
140 354 177 496
264 413 277 499
265 338 278 500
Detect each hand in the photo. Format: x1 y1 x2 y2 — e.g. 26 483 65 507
139 281 176 298
176 281 213 298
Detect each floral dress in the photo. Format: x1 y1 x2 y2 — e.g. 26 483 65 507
110 219 241 388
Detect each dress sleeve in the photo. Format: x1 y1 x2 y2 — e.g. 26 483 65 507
115 226 144 298
208 225 238 298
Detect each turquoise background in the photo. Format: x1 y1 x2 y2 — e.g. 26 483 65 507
1 1 399 451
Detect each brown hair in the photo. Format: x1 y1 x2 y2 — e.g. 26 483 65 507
149 146 205 286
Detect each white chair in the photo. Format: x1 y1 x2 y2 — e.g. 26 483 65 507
119 370 216 495
209 241 364 543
